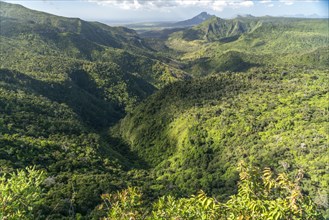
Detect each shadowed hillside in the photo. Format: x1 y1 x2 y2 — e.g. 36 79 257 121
0 2 328 218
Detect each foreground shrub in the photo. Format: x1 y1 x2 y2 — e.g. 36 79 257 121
101 162 322 219
0 167 45 220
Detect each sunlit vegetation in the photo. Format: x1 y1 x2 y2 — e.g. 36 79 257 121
99 162 323 219
0 1 328 218
0 167 45 219
165 17 328 75
116 67 329 217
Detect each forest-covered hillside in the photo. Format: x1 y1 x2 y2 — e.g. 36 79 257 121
0 2 188 89
116 67 328 207
165 16 328 75
0 1 328 219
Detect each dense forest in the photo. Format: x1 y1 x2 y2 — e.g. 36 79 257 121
0 2 328 219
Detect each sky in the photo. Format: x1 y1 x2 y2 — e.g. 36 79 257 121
3 0 329 23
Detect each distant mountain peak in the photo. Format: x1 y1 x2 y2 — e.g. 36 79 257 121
174 12 213 27
197 12 211 19
236 14 255 18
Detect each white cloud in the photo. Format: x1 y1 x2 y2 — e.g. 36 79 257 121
88 0 255 11
216 0 254 11
280 0 294 5
238 1 254 7
259 0 274 7
259 0 271 3
279 0 318 6
213 1 228 11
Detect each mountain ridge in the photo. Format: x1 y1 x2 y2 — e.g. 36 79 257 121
0 1 328 218
173 11 214 27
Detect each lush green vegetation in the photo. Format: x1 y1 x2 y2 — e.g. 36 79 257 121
1 162 323 219
0 1 188 90
116 68 328 213
0 68 152 218
165 17 328 75
0 167 45 219
0 1 328 218
99 162 323 219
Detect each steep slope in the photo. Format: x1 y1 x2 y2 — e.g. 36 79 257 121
115 67 328 208
0 1 145 50
166 16 328 75
1 2 329 218
0 68 154 218
0 2 161 218
0 1 188 88
169 16 260 42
